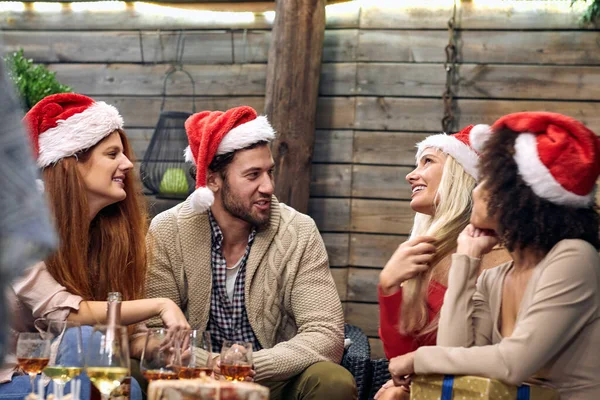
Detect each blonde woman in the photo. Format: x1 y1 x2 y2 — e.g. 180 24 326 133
375 126 509 399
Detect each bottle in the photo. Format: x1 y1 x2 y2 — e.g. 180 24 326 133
107 292 122 328
91 292 130 400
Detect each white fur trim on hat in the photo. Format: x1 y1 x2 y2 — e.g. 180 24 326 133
37 101 124 168
216 116 275 156
416 134 479 180
184 146 194 163
514 133 594 207
469 124 492 153
189 186 215 213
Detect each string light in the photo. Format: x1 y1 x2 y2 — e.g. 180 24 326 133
70 1 127 12
133 2 255 24
0 2 25 12
31 2 62 12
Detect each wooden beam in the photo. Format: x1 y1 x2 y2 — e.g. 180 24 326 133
350 234 407 268
322 233 350 267
358 30 600 65
265 0 326 213
308 198 350 232
86 96 352 130
355 98 600 133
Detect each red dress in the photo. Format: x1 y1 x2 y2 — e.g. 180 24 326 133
378 280 447 359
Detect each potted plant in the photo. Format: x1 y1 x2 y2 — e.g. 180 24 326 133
4 49 72 111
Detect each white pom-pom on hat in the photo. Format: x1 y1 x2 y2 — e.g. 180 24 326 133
469 124 493 153
189 186 215 213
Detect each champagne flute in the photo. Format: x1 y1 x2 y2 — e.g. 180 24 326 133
86 325 130 400
140 328 179 382
44 321 84 400
220 340 253 382
16 332 51 397
176 330 213 379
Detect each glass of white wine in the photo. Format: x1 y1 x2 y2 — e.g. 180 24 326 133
85 325 130 400
44 321 84 400
16 332 51 398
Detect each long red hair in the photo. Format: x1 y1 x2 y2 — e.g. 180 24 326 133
42 130 148 301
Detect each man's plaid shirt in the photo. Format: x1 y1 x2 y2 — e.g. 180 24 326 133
206 211 262 353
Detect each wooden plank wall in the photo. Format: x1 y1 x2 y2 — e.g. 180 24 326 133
2 1 597 358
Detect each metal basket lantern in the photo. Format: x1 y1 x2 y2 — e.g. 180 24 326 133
140 67 197 199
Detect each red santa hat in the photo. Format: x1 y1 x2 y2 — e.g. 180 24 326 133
415 125 480 180
184 106 276 213
23 93 124 168
470 112 600 208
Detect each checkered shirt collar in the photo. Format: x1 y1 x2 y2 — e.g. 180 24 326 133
206 209 260 351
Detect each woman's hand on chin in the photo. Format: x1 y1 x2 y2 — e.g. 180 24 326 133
457 224 498 258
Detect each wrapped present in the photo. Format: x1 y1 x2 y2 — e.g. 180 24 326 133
410 375 559 400
148 378 269 400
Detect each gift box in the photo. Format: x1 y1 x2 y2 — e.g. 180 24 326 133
148 378 269 400
410 375 559 400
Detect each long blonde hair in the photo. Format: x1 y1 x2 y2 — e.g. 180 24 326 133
400 154 476 338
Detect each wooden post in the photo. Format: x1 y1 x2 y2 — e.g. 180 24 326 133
264 0 326 213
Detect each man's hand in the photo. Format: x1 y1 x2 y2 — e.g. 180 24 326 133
213 357 256 382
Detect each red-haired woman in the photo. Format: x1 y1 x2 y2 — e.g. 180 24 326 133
1 94 189 399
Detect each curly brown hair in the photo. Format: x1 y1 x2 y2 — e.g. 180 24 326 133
479 127 600 253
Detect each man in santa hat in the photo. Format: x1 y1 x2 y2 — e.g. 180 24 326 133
144 106 356 399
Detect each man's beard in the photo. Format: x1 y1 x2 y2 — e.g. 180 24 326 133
221 178 271 228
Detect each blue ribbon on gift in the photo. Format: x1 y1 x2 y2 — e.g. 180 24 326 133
441 375 454 399
517 385 531 400
440 375 532 400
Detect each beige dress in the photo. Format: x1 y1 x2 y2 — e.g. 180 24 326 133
1 262 82 383
414 239 600 400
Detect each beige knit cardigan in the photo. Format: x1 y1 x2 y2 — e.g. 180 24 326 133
145 196 345 382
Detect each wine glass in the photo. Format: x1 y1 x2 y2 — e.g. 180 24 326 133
44 321 84 400
85 325 130 400
16 332 51 397
220 340 252 382
176 330 213 379
140 328 179 382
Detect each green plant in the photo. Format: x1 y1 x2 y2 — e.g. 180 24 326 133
571 0 600 25
4 49 72 111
